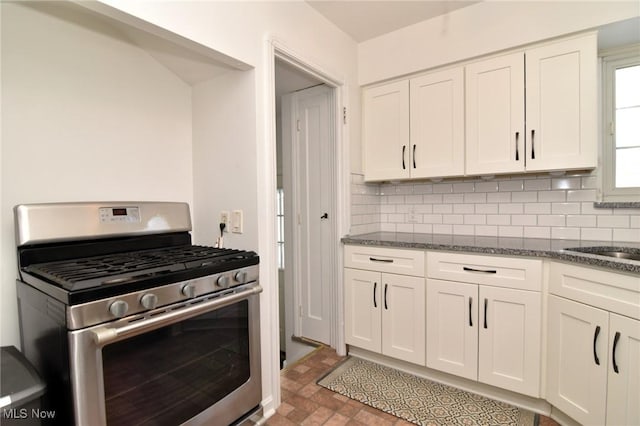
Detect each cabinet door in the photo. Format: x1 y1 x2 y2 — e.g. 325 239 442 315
547 295 608 426
410 67 464 179
465 52 525 175
363 81 410 181
478 286 541 397
344 268 381 353
381 273 425 365
426 279 477 380
606 314 640 426
525 34 597 171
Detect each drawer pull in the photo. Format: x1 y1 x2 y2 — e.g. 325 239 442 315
369 257 394 263
463 266 497 274
612 331 621 373
373 282 377 308
593 326 601 366
468 297 473 327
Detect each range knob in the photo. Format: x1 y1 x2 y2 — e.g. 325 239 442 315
217 275 230 288
109 300 129 318
140 293 158 310
182 283 196 298
234 270 248 283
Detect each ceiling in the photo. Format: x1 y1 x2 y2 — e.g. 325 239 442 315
306 0 479 42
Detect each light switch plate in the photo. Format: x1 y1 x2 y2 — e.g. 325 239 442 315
231 210 243 233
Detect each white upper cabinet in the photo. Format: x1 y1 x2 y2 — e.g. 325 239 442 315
525 34 597 171
465 52 525 175
410 67 465 178
363 67 464 181
363 80 410 181
466 33 597 175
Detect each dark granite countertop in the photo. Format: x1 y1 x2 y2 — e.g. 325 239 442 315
342 232 640 275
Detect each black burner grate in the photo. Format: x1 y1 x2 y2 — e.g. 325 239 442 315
24 246 251 290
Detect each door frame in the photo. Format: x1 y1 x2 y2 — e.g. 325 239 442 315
262 37 349 412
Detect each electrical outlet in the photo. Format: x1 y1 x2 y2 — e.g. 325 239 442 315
220 211 230 231
407 207 419 223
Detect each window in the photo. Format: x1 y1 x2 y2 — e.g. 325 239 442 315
276 188 285 269
602 45 640 201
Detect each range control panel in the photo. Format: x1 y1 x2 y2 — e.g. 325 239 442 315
99 206 141 223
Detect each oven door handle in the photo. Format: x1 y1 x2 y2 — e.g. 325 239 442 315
92 285 262 346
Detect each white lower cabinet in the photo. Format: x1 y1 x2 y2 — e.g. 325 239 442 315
426 278 541 397
547 294 640 426
345 268 425 365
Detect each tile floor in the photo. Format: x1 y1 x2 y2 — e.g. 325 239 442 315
265 346 560 426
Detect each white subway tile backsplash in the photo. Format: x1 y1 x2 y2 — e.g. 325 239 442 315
499 180 524 192
487 192 511 203
443 215 464 224
433 204 453 214
487 215 511 225
476 225 498 236
552 203 581 215
511 192 538 203
524 227 551 239
476 181 499 192
499 203 524 214
349 172 637 242
443 194 464 204
524 203 551 214
567 215 596 227
613 228 640 242
598 215 630 228
499 226 524 238
524 179 551 191
552 177 581 190
551 227 581 240
538 215 566 227
464 193 487 203
511 215 537 226
581 228 612 241
567 189 597 202
476 204 499 214
464 215 487 225
454 204 475 214
538 191 566 202
433 183 453 193
433 224 453 234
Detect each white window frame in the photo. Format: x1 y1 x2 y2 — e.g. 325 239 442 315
601 44 640 201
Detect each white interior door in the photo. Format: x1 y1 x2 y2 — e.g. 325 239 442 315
293 85 333 345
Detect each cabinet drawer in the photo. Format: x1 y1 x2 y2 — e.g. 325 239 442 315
427 251 542 291
549 262 640 320
344 245 425 277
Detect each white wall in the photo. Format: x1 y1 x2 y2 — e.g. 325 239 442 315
1 3 193 345
359 1 640 85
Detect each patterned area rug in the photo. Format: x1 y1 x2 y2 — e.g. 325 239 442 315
317 357 536 426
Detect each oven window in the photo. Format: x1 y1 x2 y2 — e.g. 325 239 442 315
102 301 250 426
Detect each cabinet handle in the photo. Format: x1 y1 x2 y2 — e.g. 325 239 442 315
369 257 393 263
612 331 621 373
593 325 601 365
469 297 473 327
515 132 520 161
402 145 406 169
373 282 377 308
483 298 488 329
413 144 416 169
463 266 497 274
531 129 536 160
384 284 388 310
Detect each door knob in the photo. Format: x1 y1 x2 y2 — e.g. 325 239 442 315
320 213 328 219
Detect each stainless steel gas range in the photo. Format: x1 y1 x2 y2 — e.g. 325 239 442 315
14 202 262 426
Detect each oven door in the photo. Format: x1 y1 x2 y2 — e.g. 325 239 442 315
68 284 262 426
